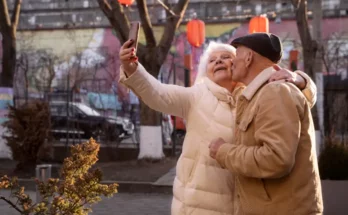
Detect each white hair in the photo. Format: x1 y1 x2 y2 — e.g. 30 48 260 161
194 41 236 85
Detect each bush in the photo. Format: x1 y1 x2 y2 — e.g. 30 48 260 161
0 138 118 215
318 140 348 180
3 101 51 172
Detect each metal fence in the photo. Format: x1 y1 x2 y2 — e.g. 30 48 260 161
13 77 139 148
324 76 348 144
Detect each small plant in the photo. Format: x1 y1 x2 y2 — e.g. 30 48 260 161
3 101 51 172
319 138 348 180
0 138 118 214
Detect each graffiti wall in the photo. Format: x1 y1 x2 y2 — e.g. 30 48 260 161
0 88 13 159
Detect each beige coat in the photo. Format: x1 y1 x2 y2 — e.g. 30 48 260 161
120 64 316 215
216 67 323 215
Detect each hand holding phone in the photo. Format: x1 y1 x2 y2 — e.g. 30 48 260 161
128 21 140 52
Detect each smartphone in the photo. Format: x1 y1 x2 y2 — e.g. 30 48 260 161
128 21 140 51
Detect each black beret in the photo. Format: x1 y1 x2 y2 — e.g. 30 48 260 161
231 33 283 63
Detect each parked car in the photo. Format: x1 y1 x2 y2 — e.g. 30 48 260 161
49 101 134 142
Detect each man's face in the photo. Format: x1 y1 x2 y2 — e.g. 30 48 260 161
231 46 252 83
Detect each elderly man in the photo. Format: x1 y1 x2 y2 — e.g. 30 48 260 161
209 33 323 215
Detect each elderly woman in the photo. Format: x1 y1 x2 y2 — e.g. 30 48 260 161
118 40 316 215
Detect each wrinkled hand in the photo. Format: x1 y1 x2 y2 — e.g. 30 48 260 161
119 40 138 76
209 137 226 159
269 65 306 90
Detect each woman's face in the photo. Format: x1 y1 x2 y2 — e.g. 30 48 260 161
206 50 237 92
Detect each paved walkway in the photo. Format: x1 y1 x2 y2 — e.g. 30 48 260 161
0 191 172 215
153 167 176 186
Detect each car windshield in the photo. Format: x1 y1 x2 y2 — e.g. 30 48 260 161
74 103 101 116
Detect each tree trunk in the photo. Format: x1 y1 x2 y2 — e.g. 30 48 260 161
302 48 320 129
138 101 164 160
137 59 164 160
0 32 16 87
97 0 189 160
292 0 320 130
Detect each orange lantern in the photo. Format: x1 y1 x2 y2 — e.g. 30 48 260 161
249 16 269 34
289 49 299 71
187 19 205 48
118 0 134 6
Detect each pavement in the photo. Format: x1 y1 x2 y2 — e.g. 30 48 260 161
153 167 176 186
0 167 177 215
2 169 348 215
0 190 172 215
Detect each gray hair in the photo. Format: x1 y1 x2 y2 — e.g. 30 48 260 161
194 41 236 85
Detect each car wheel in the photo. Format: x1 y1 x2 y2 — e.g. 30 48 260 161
107 127 121 143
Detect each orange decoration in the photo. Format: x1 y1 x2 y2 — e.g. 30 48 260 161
289 49 299 71
187 19 205 47
249 16 269 34
118 0 134 6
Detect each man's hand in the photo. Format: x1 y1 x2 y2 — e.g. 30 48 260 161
209 138 226 159
269 65 306 90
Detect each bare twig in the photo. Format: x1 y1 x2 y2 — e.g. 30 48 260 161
0 196 23 214
0 0 11 27
156 0 178 16
291 0 301 9
11 0 22 31
157 0 190 65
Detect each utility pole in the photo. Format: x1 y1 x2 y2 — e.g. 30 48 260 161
312 0 324 156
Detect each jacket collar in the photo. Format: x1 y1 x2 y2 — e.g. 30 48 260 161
242 66 276 101
203 77 243 106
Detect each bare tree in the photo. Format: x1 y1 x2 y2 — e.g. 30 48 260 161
98 0 190 159
321 32 348 76
14 52 29 104
0 0 22 87
291 0 320 129
321 33 348 142
32 51 59 92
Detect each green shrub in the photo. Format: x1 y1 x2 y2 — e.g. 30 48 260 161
318 140 348 180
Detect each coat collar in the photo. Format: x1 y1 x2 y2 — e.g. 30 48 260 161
203 77 243 106
242 66 276 101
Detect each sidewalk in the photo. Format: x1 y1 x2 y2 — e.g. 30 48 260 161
153 167 176 186
4 167 176 194
2 168 348 215
0 190 172 215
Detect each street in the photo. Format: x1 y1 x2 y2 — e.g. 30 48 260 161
0 191 172 215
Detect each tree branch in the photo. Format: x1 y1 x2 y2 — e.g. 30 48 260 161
163 0 171 19
292 0 317 78
157 0 189 65
136 0 156 47
11 0 22 33
156 0 177 17
97 0 129 43
0 0 11 28
291 0 301 9
0 196 24 214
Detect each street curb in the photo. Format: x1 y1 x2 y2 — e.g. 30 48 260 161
16 179 173 194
